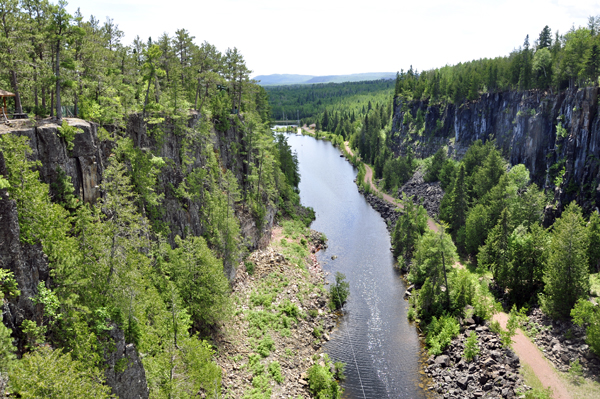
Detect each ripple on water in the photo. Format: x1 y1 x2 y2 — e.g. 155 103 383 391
286 134 426 399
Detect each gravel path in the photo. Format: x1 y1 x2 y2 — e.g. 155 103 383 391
344 140 571 399
493 313 571 399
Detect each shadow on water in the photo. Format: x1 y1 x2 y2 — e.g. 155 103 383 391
286 134 429 399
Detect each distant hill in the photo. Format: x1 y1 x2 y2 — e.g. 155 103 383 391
254 72 396 86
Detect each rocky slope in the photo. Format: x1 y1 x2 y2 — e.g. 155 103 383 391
425 320 525 399
213 228 337 398
523 308 600 378
391 88 600 215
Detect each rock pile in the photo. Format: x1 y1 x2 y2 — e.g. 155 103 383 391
214 238 336 398
524 308 600 378
425 322 526 399
358 188 401 231
397 168 444 219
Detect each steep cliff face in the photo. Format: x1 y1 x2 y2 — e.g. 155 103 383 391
2 115 273 277
0 151 48 352
126 113 275 278
6 118 103 204
391 87 600 213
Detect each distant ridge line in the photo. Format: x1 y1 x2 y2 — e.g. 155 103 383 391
254 72 396 86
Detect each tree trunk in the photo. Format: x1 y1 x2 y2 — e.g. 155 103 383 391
9 70 22 114
55 41 62 120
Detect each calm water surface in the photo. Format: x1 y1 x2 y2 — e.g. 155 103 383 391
287 134 426 399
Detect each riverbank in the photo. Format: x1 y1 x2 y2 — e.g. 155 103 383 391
213 221 338 398
342 142 556 398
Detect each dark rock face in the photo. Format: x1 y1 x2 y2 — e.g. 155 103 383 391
424 322 525 399
391 88 600 214
104 325 149 399
0 150 49 351
11 118 103 204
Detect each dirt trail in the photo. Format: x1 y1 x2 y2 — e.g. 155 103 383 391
493 313 572 399
343 141 438 232
343 140 571 399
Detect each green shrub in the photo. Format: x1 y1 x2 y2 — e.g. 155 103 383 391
256 334 275 357
245 261 255 275
333 362 346 381
572 298 600 355
463 331 480 361
569 358 583 384
329 272 350 310
425 315 460 356
307 356 342 399
8 347 111 398
57 120 82 151
268 361 284 383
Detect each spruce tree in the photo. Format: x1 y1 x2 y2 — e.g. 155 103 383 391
538 25 552 49
449 164 467 238
588 211 600 272
543 202 590 318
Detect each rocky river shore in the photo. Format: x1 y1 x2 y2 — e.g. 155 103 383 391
213 228 337 398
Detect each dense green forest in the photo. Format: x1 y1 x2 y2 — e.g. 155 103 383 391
266 79 393 125
394 20 600 103
0 1 306 398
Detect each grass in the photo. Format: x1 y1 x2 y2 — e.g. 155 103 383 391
559 371 600 399
520 363 553 398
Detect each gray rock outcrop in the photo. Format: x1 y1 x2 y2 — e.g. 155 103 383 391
104 325 149 399
391 87 600 215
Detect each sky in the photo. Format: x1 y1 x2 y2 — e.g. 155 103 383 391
66 0 600 78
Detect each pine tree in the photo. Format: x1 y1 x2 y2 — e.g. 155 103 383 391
586 43 600 82
538 25 552 49
449 164 467 238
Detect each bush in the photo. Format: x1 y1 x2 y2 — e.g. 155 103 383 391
268 361 284 383
463 331 480 361
257 334 275 357
572 298 600 355
245 261 255 275
329 272 350 310
307 355 342 399
425 315 460 355
8 347 111 398
57 120 82 152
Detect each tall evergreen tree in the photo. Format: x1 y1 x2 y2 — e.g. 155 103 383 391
543 202 590 318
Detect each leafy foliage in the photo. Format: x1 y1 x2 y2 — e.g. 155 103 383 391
307 354 343 399
329 272 350 310
8 347 111 398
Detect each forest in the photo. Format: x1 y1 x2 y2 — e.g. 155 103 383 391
394 20 600 103
296 17 600 390
266 79 393 126
0 0 310 398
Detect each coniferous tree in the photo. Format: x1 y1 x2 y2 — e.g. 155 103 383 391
588 211 600 272
538 26 553 49
543 202 590 318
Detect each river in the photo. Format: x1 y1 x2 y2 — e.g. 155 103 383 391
286 134 426 399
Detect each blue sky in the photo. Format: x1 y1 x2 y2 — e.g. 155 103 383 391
67 0 600 77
